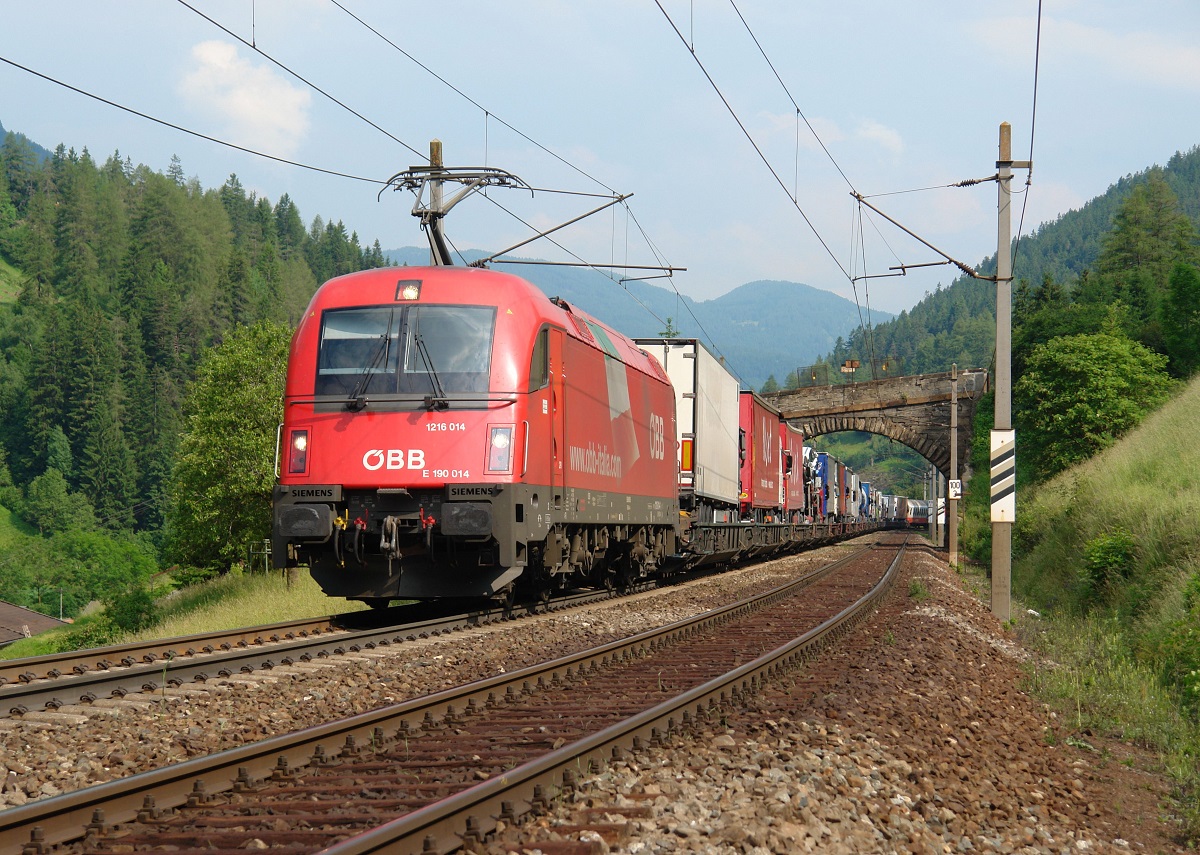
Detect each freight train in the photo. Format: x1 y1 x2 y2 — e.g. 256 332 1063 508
271 266 880 607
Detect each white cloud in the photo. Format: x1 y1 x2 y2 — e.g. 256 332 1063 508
855 119 903 156
178 41 311 158
971 14 1200 93
1048 18 1200 91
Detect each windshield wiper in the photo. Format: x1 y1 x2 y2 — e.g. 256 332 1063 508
413 328 449 411
346 333 390 411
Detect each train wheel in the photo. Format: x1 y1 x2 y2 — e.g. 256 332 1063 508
362 597 392 610
616 556 640 594
498 584 516 619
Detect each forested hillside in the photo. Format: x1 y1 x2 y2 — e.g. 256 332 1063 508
820 145 1200 381
800 148 1200 504
386 247 882 389
0 131 387 618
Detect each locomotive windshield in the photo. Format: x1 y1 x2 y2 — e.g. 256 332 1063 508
316 305 495 402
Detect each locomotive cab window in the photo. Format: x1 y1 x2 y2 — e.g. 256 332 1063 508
528 327 550 392
316 305 496 402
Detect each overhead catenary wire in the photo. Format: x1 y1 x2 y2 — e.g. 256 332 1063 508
658 0 906 402
202 1 717 354
192 0 632 213
654 0 853 286
329 2 750 375
328 2 748 368
720 0 1041 403
480 194 672 329
329 0 618 196
727 0 856 195
692 0 977 382
0 55 385 184
849 208 883 395
1012 0 1043 282
9 3 731 375
176 0 425 161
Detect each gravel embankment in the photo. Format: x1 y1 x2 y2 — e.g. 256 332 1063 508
488 548 1186 854
2 541 1184 854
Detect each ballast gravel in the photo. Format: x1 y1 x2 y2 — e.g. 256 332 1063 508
0 540 1187 853
488 549 1185 854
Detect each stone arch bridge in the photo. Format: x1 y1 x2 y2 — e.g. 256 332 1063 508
762 369 989 478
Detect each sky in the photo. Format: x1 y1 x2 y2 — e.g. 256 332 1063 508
3 1 1200 315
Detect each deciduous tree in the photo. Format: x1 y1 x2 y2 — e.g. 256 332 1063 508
165 321 290 571
1013 324 1175 480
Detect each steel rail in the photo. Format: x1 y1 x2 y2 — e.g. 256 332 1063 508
325 540 907 854
0 589 623 718
0 525 877 718
0 539 894 855
0 614 342 688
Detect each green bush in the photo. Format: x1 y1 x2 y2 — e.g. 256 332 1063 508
103 588 158 633
170 565 221 588
1154 572 1200 718
1185 572 1200 613
1082 529 1137 599
60 616 119 651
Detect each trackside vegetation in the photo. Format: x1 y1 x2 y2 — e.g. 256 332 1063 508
1006 376 1200 841
0 130 388 623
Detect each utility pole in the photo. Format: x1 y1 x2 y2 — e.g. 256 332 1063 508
427 140 448 265
991 123 1026 621
384 141 530 268
948 363 960 568
927 465 934 543
932 466 942 546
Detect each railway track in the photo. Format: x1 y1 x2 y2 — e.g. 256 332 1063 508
0 589 635 720
0 536 905 855
0 615 344 690
0 531 840 720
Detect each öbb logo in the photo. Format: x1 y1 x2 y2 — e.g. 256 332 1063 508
362 449 427 471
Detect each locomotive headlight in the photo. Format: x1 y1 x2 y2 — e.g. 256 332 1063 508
485 425 514 473
288 429 309 474
396 280 422 301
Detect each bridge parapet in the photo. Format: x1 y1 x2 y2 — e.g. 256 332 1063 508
762 369 989 478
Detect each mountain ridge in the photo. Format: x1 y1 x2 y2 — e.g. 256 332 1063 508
384 247 887 388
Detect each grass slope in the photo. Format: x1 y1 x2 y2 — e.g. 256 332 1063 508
1011 374 1200 842
0 503 38 548
1015 375 1200 612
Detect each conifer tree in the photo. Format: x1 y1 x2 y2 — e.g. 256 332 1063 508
80 385 138 530
1161 263 1200 377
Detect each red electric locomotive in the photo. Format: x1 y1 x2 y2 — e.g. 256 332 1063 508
272 266 679 606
